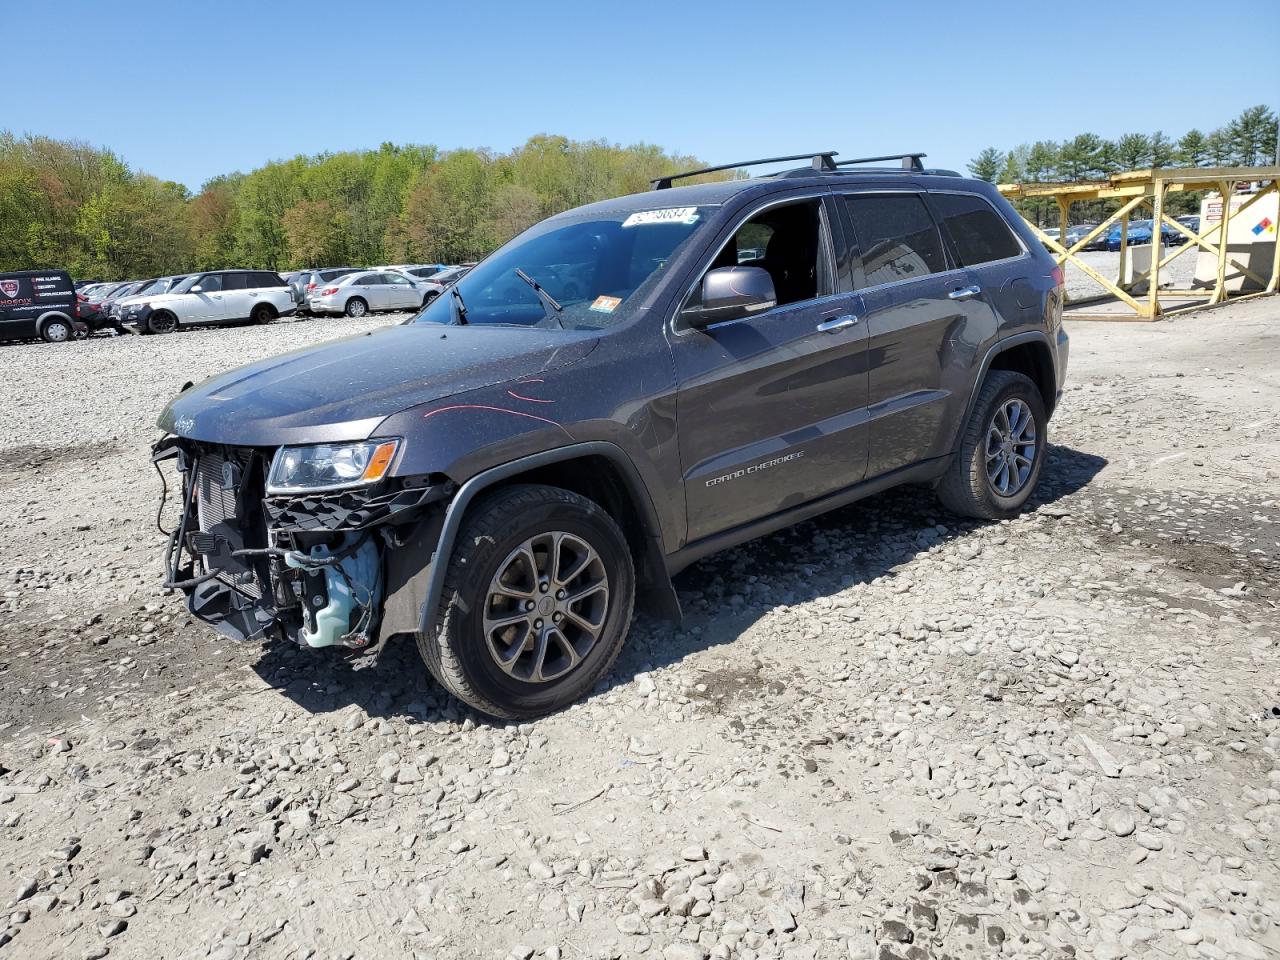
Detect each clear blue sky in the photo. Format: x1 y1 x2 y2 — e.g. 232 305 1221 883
5 0 1277 190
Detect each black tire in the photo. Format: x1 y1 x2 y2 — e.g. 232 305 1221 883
147 311 177 335
345 297 368 318
418 484 636 720
41 318 72 343
421 291 438 309
250 303 276 325
937 370 1047 520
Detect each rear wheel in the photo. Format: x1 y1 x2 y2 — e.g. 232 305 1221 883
41 318 72 343
147 311 177 335
418 485 635 720
250 303 275 325
421 291 438 309
937 370 1046 520
345 297 367 318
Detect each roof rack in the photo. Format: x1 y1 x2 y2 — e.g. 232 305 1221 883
651 151 838 190
834 153 927 172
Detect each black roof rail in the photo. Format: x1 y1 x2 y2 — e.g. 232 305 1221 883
651 151 838 190
834 152 927 172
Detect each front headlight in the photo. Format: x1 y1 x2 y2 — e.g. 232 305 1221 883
266 439 400 494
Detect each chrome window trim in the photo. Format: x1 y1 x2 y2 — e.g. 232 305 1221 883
833 187 1030 297
669 190 841 337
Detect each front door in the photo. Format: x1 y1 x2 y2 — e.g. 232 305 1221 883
671 194 871 543
190 273 227 322
384 272 419 309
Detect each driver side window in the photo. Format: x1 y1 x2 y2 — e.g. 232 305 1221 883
704 199 832 308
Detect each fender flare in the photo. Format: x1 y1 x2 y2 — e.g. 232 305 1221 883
414 440 678 639
956 331 1057 450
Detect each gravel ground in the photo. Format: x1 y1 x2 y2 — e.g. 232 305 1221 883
0 302 1278 960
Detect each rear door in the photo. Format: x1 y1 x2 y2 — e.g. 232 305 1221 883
925 190 1032 335
839 191 1000 478
219 272 254 319
671 192 871 542
356 272 385 309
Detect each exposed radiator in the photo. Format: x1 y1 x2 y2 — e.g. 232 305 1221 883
191 451 262 599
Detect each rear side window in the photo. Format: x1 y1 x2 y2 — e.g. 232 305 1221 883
843 193 947 287
930 193 1023 266
222 273 250 291
252 272 283 288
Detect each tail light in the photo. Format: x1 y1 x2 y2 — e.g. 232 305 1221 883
1050 265 1065 289
305 282 317 290
321 286 339 296
74 299 81 318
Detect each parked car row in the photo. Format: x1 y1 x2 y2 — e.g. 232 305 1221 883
281 262 473 317
1039 215 1199 253
2 262 475 345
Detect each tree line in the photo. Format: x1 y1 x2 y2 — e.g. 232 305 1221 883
967 105 1277 224
0 133 713 281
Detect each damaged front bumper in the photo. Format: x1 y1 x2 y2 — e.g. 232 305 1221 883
153 436 451 651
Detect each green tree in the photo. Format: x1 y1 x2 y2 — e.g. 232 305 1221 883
1057 134 1106 181
1110 133 1153 171
1226 105 1278 165
1177 129 1209 167
968 147 1003 182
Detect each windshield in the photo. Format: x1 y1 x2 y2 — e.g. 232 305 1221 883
412 204 715 330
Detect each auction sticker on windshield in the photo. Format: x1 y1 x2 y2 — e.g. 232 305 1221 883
590 295 622 313
622 207 699 228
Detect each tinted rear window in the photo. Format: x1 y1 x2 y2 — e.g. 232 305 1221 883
930 193 1023 266
843 194 947 287
252 272 283 288
222 273 250 291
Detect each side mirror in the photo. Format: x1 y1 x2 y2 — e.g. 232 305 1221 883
191 285 203 293
681 266 776 329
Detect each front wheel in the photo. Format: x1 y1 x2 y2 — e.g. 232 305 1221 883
147 311 177 335
345 297 367 318
937 370 1046 520
418 485 635 720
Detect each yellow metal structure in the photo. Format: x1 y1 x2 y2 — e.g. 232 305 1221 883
999 164 1280 320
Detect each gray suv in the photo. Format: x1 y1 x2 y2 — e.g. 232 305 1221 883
153 151 1068 719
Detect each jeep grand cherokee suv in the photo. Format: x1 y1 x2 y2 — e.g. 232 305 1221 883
124 270 295 334
153 151 1068 719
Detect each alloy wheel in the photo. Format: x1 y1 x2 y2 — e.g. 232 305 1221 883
985 398 1037 497
481 531 610 683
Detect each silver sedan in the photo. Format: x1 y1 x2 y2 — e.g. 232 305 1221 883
308 270 443 317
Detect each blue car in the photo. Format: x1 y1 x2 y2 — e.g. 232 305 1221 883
1104 219 1184 251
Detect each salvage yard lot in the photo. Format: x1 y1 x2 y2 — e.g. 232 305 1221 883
0 301 1278 959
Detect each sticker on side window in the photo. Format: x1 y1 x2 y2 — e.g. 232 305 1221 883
589 295 622 313
622 207 699 228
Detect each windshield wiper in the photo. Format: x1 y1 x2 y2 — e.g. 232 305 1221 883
449 286 468 325
514 269 564 329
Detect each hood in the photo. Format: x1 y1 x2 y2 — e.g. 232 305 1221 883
159 323 599 446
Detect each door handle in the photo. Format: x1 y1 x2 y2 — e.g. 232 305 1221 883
816 314 859 333
948 284 982 300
